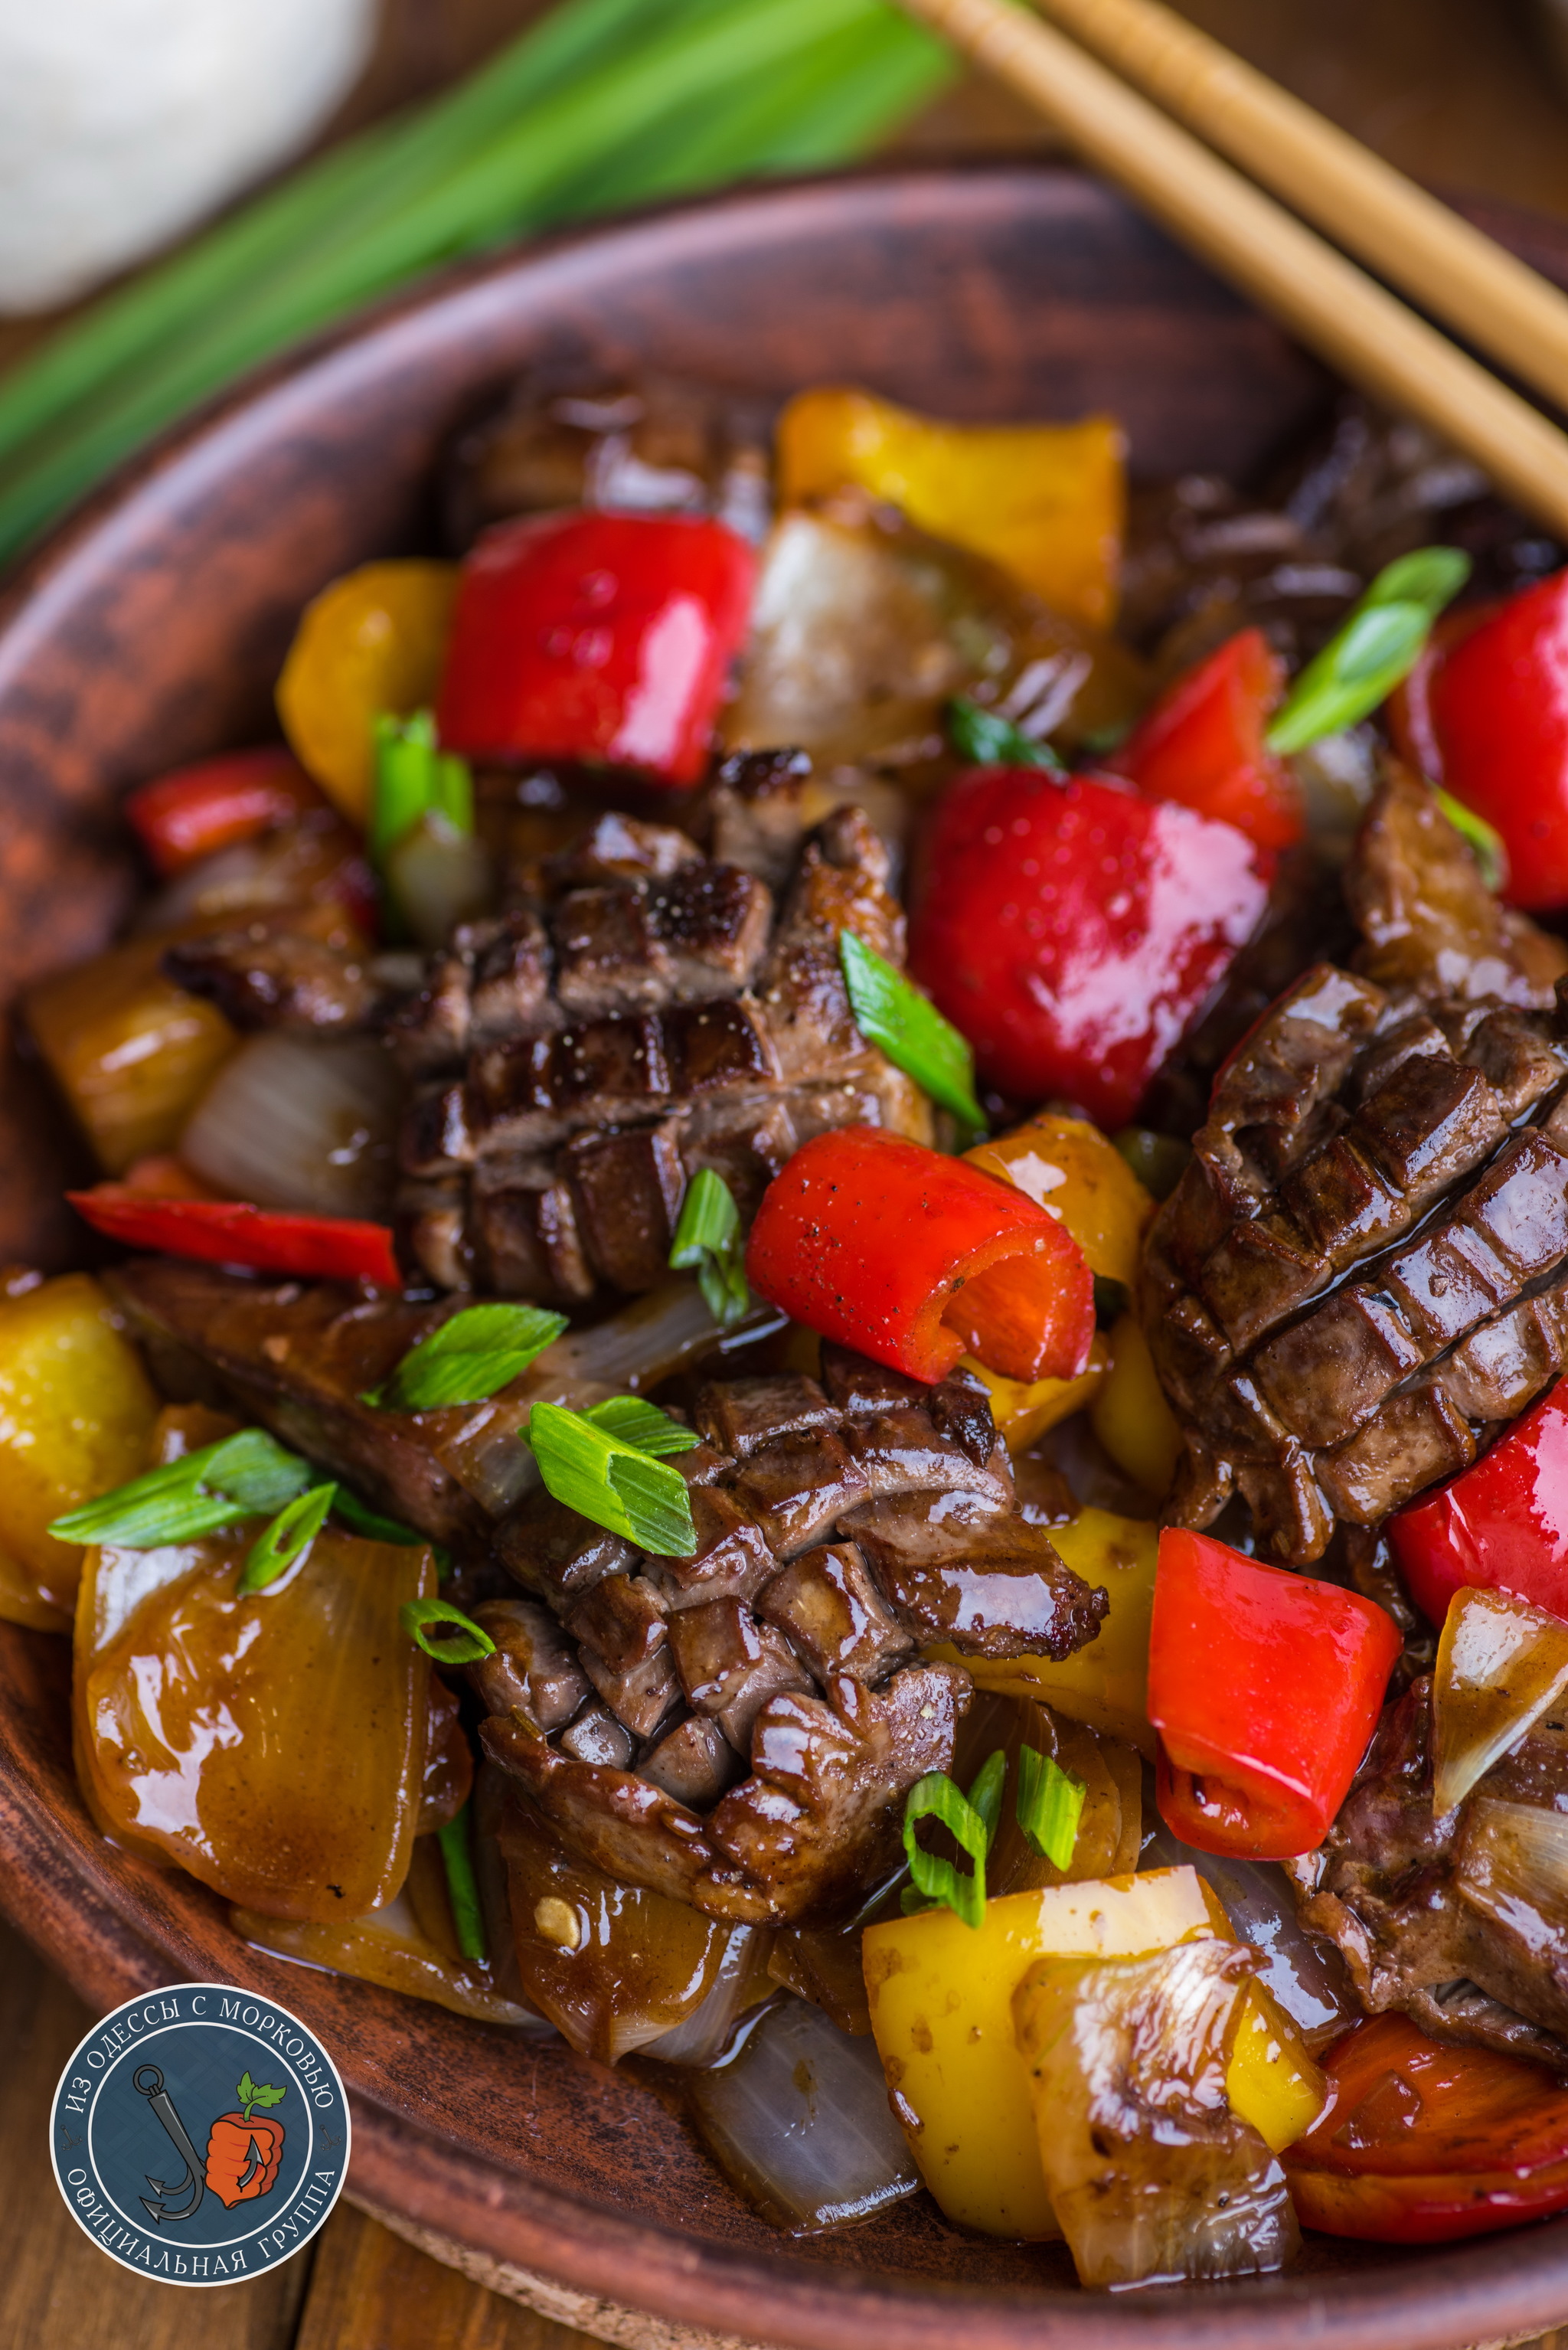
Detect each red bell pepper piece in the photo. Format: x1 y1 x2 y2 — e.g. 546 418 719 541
1148 1528 1402 1860
907 768 1271 1128
1109 627 1302 851
67 1186 400 1288
1390 1377 1568 1627
1421 570 1568 910
743 1126 1094 1385
124 747 321 876
436 511 756 786
1285 2013 1568 2242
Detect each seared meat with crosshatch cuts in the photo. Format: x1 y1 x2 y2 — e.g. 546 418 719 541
476 1344 1107 1924
100 1251 1110 1927
1289 1674 1568 2066
1140 763 1568 1562
390 781 929 1302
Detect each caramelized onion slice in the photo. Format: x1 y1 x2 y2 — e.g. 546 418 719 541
179 1033 401 1218
1455 1797 1568 1956
686 1994 920 2234
233 1881 541 2028
1432 1587 1568 1816
1012 1941 1299 2290
1141 1819 1357 2047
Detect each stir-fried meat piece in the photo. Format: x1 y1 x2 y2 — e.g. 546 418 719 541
393 799 931 1302
475 1360 1106 1923
163 927 397 1034
1289 1676 1568 2064
442 364 773 554
469 1599 590 1731
1142 765 1568 1560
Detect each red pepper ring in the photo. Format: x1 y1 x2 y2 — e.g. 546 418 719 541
68 1186 401 1289
743 1126 1094 1385
1284 2012 1568 2242
123 747 321 876
1148 1528 1402 1861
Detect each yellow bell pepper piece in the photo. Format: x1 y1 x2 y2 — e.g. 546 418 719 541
948 1507 1157 1754
1227 1979 1327 2155
966 1111 1154 1286
0 1273 158 1623
25 938 237 1175
864 1868 1225 2238
1090 1312 1184 1500
276 558 459 824
777 387 1125 628
959 1338 1106 1457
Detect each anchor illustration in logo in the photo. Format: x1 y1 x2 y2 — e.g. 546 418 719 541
133 2064 288 2224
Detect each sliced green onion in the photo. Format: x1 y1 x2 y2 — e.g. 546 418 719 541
902 1770 990 1930
946 695 1067 775
668 1167 750 1329
965 1749 1008 1852
1017 1744 1086 1871
524 1401 697 1556
437 1803 488 1963
1435 787 1509 894
1264 545 1472 755
240 1482 336 1595
329 1486 452 1578
370 1302 568 1411
371 709 475 868
839 930 985 1134
583 1397 700 1456
400 1596 497 1665
48 1427 312 1548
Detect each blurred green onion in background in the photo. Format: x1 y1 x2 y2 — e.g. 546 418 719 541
0 0 953 568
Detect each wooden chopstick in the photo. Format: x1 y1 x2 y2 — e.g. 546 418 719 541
890 0 1568 541
1030 0 1568 413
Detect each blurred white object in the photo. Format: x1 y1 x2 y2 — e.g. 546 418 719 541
0 0 377 312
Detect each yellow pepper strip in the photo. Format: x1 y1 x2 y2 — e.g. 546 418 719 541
0 1273 158 1623
276 559 459 824
959 1338 1106 1457
1228 1979 1328 2156
864 1869 1327 2241
1090 1312 1184 1500
777 387 1125 629
944 1507 1158 1755
864 1868 1224 2238
966 1110 1154 1286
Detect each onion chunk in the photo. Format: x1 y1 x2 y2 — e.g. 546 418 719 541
1432 1585 1568 1816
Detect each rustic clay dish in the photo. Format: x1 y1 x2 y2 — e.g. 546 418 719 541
2 165 1566 2350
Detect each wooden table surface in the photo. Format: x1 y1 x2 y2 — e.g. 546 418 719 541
8 3 1568 2344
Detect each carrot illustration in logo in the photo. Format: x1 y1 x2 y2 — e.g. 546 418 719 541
204 2073 286 2208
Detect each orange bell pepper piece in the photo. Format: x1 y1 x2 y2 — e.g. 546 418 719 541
776 387 1125 628
276 559 458 823
965 1110 1154 1286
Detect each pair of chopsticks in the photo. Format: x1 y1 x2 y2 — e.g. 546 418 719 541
892 0 1568 539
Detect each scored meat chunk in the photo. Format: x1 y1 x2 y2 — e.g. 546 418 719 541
1289 1675 1568 2064
1142 763 1568 1560
394 789 932 1302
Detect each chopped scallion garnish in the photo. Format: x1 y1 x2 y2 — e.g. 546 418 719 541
524 1401 697 1556
400 1597 497 1665
668 1168 750 1329
368 1302 567 1411
1435 787 1509 893
1017 1744 1086 1871
902 1767 992 1930
240 1482 336 1595
839 930 985 1134
371 710 475 866
583 1396 699 1456
1264 546 1472 755
330 1486 451 1578
437 1802 488 1962
946 695 1067 775
49 1428 312 1549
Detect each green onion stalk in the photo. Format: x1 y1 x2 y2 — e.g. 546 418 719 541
0 0 952 567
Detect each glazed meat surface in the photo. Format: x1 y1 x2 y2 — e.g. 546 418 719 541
1142 764 1568 1561
1289 1675 1568 2064
103 1261 1109 1924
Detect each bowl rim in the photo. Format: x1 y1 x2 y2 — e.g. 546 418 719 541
4 159 1568 2349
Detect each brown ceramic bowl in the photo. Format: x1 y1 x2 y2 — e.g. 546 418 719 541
2 164 1566 2350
